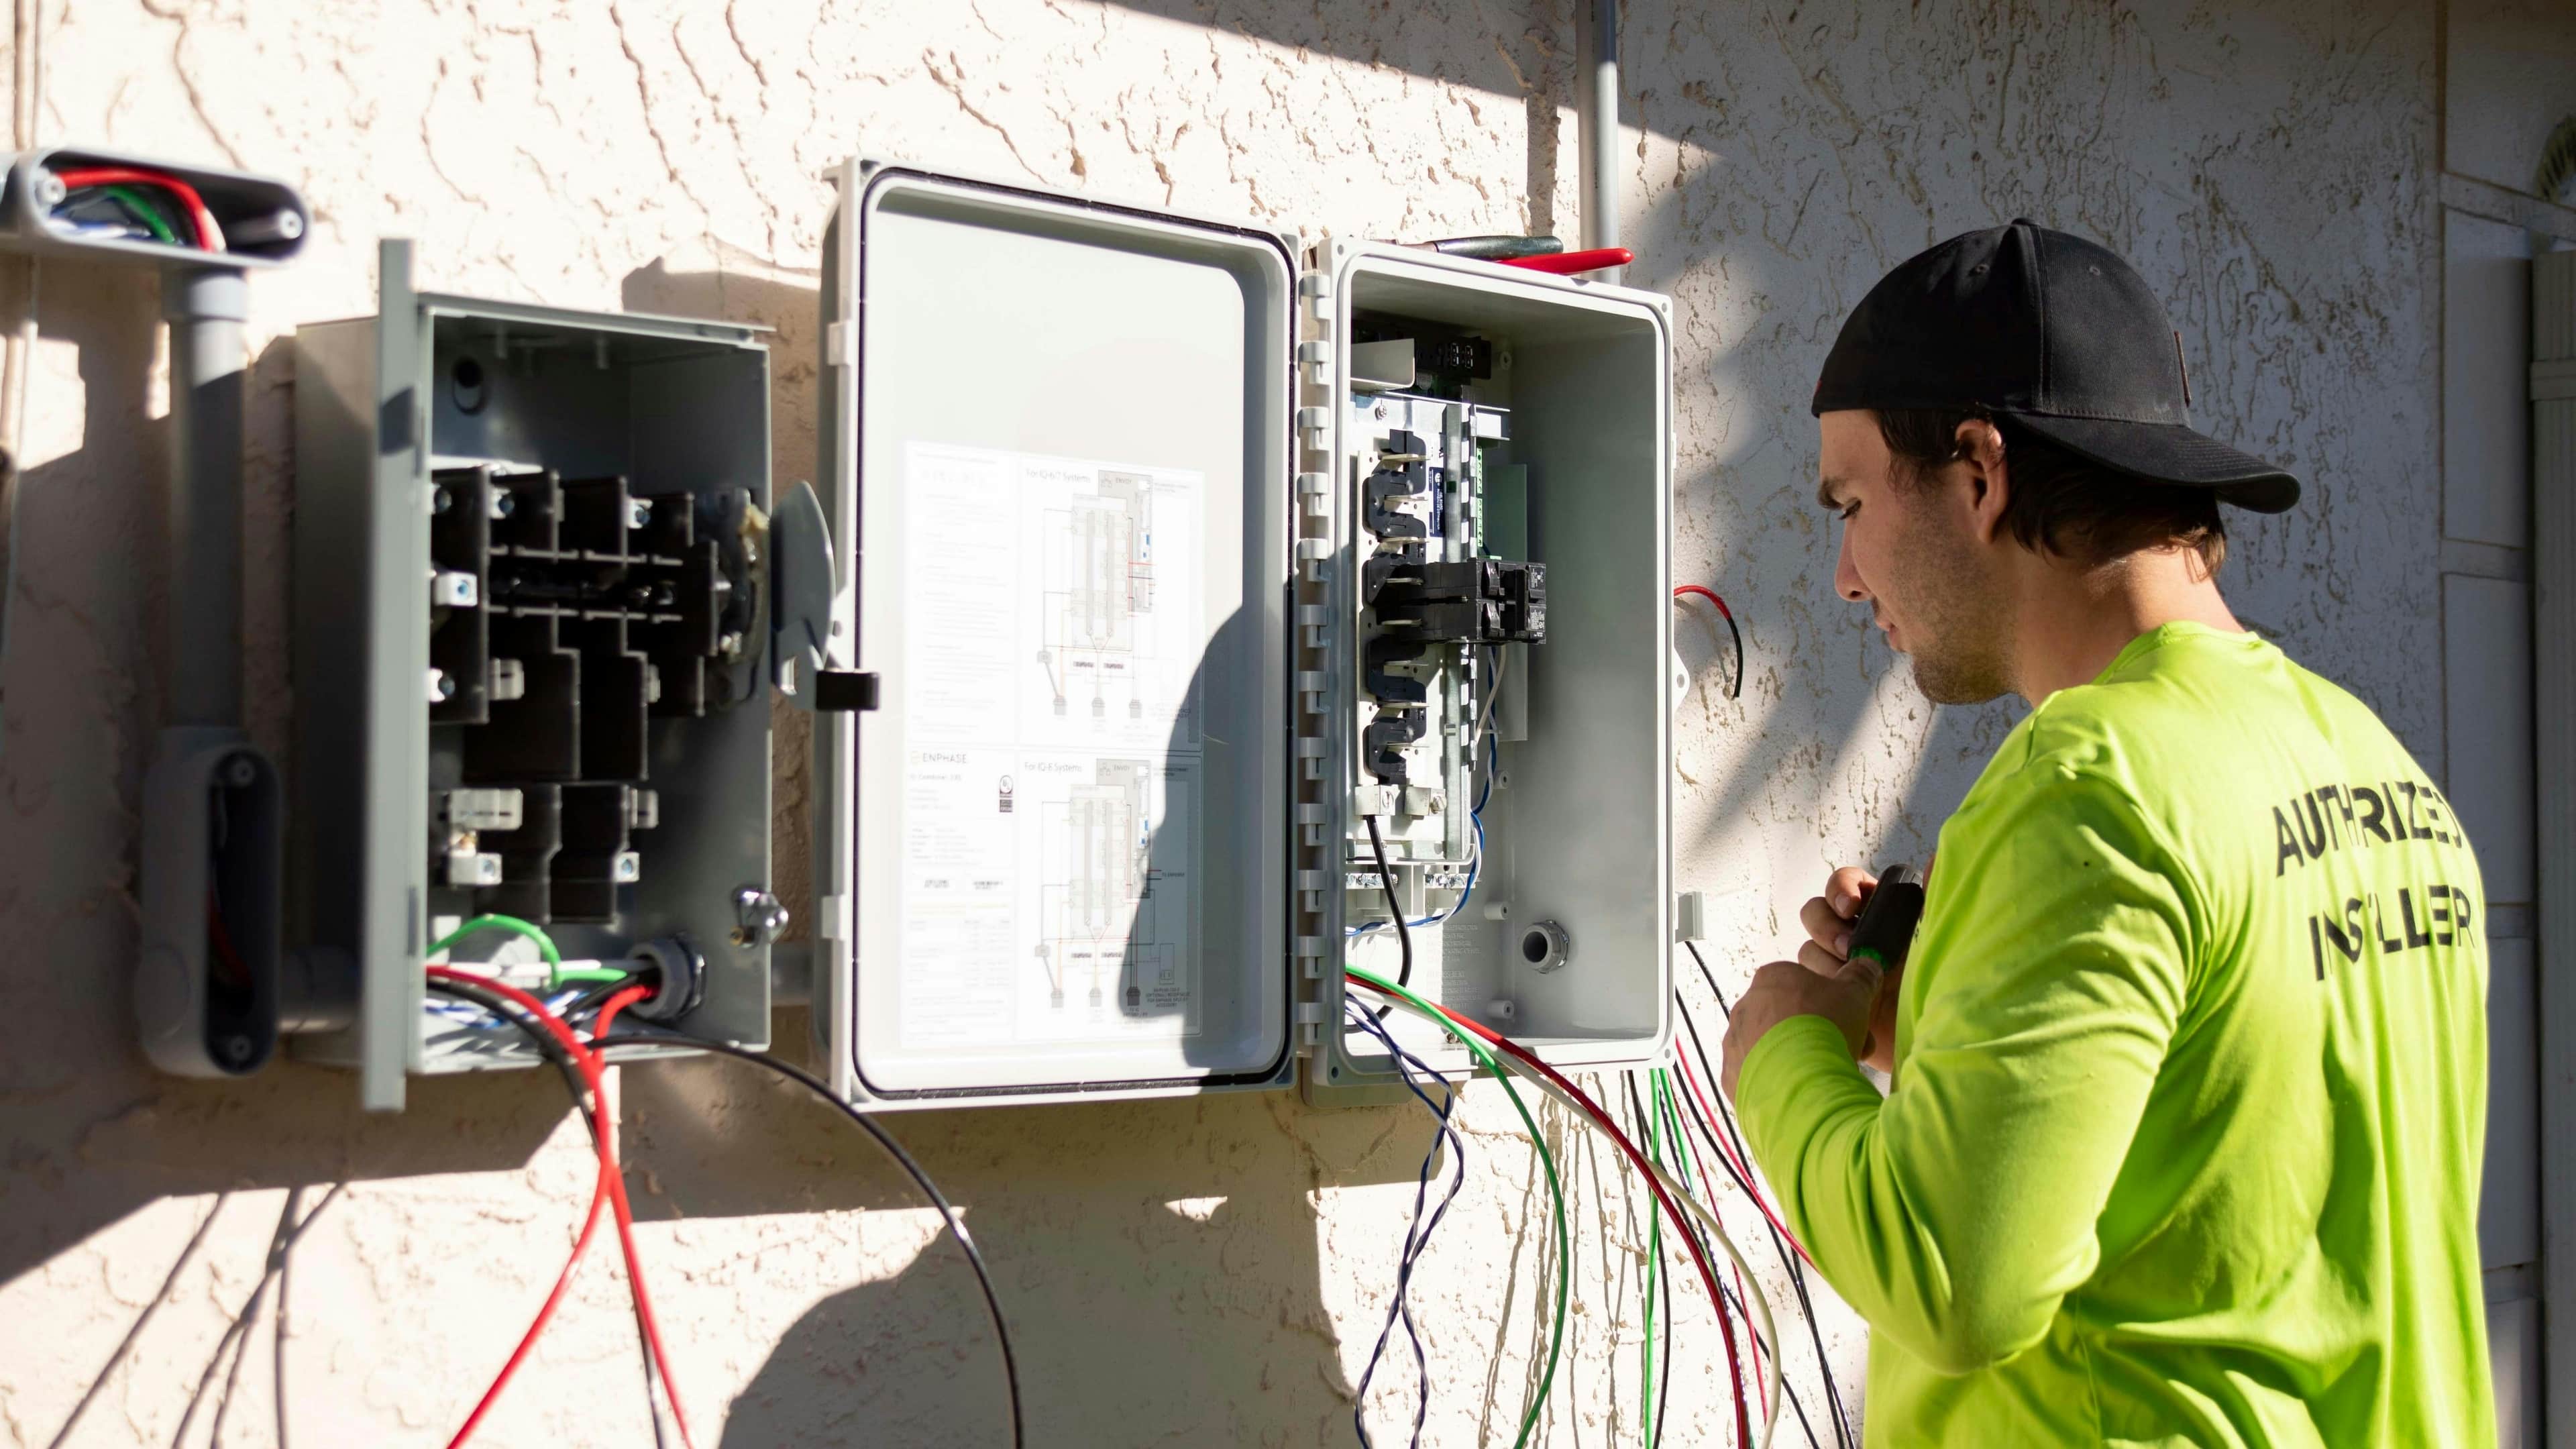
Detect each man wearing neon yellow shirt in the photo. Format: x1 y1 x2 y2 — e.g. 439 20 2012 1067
1720 219 2493 1446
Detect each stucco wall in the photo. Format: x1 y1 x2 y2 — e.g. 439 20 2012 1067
0 2 2443 1446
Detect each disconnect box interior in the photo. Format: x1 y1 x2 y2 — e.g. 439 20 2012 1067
293 241 777 1110
811 160 1675 1110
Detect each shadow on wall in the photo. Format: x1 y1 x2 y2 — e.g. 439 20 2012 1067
0 261 589 1305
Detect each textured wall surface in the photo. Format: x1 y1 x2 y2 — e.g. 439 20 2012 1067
0 2 2445 1446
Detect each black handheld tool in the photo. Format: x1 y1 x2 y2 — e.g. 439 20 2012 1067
1846 863 1927 971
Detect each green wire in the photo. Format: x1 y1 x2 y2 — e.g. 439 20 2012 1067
1346 965 1568 1449
101 184 178 244
424 912 635 996
1642 1071 1663 1449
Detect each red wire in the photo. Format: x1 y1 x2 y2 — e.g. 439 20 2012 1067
1671 583 1733 621
1664 1085 1769 1421
426 971 694 1449
1362 975 1755 1446
1674 1045 1817 1272
50 166 225 250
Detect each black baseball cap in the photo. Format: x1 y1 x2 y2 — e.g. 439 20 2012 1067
1812 219 2299 513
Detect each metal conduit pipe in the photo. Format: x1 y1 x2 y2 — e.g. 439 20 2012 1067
1578 0 1623 286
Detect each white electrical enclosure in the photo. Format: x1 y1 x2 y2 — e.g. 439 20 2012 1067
816 161 1673 1110
1305 242 1676 1103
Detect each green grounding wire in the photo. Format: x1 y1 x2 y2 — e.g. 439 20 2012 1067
1344 965 1569 1449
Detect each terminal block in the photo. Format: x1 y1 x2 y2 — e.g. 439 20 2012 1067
427 466 756 924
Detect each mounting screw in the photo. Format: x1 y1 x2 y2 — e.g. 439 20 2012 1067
32 169 67 207
222 754 258 788
731 885 789 948
221 1034 254 1065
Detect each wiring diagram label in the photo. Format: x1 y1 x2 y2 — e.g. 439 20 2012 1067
896 443 1206 1049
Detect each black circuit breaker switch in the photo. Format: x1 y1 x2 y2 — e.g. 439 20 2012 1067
1373 559 1546 645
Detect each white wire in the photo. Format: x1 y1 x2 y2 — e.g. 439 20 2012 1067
1353 981 1784 1448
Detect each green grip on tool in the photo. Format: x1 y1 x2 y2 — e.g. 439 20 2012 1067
1847 862 1926 969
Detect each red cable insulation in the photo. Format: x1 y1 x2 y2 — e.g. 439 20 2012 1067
1495 246 1633 275
1674 1046 1817 1272
1362 976 1755 1446
426 971 695 1449
1672 583 1733 621
1664 1082 1768 1421
50 166 225 250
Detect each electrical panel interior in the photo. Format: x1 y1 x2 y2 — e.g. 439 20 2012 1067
290 244 782 1109
1305 246 1674 1104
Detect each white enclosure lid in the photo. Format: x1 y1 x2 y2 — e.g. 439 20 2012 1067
822 162 1294 1103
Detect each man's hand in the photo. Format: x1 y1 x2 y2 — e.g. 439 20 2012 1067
1800 867 1903 1073
1721 866 1894 1100
1722 952 1882 1100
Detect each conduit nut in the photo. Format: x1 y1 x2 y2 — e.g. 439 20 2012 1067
1519 920 1571 974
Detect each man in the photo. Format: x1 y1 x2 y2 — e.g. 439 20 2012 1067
1719 219 2493 1446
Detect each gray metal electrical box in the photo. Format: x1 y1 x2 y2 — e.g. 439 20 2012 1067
292 241 778 1110
810 161 1676 1110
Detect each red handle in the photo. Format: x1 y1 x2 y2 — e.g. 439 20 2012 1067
1496 246 1631 275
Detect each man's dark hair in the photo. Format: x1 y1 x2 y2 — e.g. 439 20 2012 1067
1876 407 2228 575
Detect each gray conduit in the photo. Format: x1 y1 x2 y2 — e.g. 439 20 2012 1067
1578 0 1623 285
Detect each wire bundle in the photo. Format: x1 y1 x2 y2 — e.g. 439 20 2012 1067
1343 1002 1466 1448
423 915 1024 1449
41 165 227 251
1346 965 1785 1448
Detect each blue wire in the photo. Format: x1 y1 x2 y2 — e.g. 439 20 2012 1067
1344 1002 1467 1449
1348 814 1483 936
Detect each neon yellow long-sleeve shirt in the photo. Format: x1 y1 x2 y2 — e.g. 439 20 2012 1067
1737 623 2493 1447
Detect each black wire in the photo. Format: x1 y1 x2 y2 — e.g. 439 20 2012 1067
1724 606 1745 699
1674 984 1852 1449
1635 1069 1829 1449
1343 1002 1467 1449
1678 987 1852 1449
593 1032 1026 1449
1676 1012 1841 1449
426 979 669 1449
1619 1075 1678 1449
1364 813 1413 1020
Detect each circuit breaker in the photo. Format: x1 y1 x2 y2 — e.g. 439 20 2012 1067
811 161 1676 1109
291 242 784 1110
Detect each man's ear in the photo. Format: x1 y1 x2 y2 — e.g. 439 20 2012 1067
1954 418 2010 545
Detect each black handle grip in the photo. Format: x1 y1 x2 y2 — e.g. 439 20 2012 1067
1846 863 1926 970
